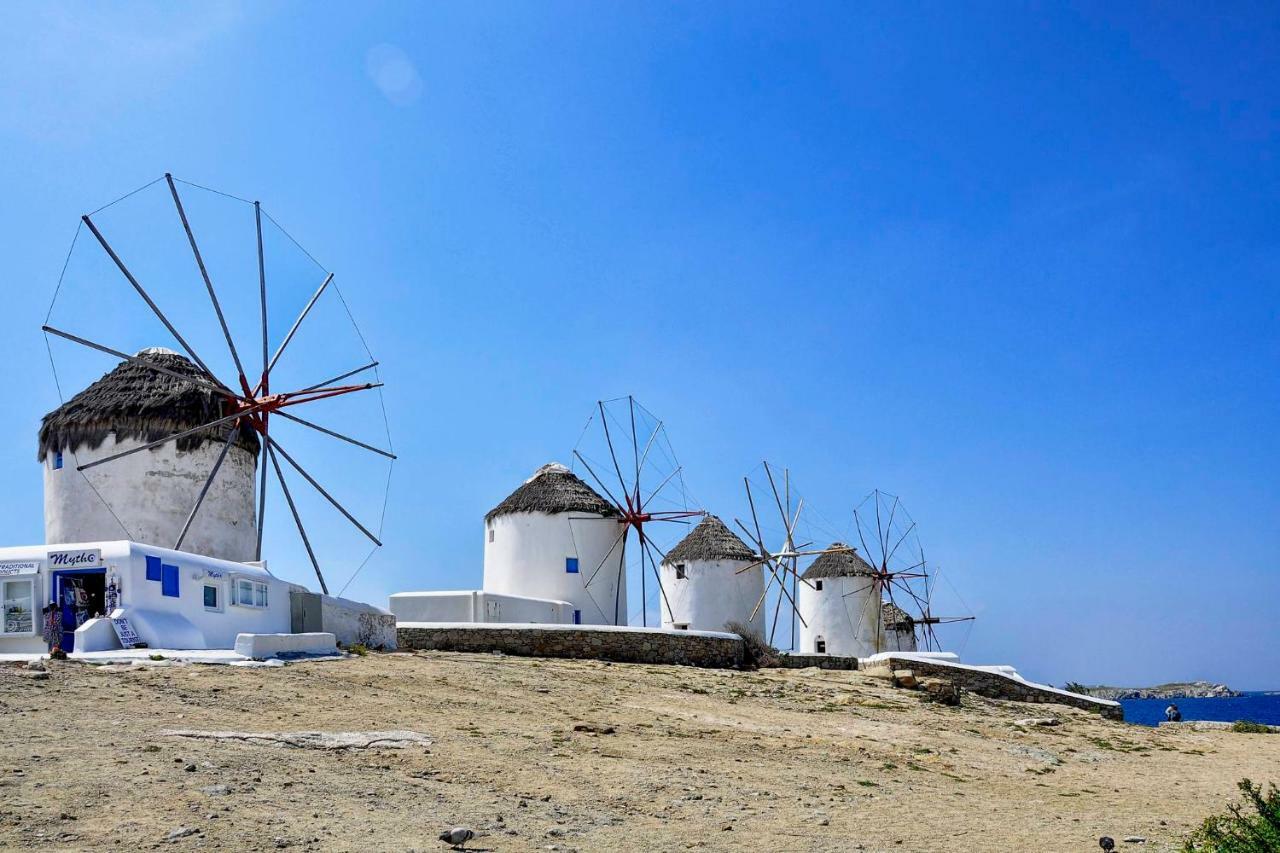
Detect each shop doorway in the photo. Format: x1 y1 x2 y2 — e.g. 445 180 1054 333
52 569 106 652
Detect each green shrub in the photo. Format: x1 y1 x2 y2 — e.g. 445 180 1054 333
1184 779 1280 852
1231 721 1273 735
345 643 369 657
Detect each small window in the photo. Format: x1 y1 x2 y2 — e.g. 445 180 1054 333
573 609 581 625
565 557 579 574
232 578 269 609
814 580 823 591
488 528 495 543
160 564 180 598
816 639 827 654
53 451 64 470
675 564 687 580
673 623 689 631
203 584 221 611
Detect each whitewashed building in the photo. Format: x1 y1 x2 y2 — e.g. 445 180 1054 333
481 462 626 625
796 543 881 657
658 515 763 636
0 541 298 654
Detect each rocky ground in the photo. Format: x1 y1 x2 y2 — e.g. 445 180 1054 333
0 652 1276 852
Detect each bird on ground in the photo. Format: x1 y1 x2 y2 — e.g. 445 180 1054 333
439 827 475 849
1099 838 1115 852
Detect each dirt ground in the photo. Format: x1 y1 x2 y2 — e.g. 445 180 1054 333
0 652 1275 852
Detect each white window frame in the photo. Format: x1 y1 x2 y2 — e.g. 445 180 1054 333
1 577 38 636
202 582 224 612
231 577 269 610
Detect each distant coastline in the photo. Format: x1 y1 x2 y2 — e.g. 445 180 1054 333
1065 681 1241 701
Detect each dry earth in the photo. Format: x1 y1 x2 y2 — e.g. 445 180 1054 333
1 652 1276 852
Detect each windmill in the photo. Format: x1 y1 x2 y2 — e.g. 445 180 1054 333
730 462 850 648
851 489 973 653
41 174 395 596
568 396 705 626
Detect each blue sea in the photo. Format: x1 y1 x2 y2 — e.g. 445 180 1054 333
1121 691 1280 727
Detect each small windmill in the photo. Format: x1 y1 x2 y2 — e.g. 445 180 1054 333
852 489 973 652
731 462 850 648
42 174 394 595
569 396 705 626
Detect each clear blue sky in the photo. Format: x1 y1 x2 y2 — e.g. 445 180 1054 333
1 2 1276 688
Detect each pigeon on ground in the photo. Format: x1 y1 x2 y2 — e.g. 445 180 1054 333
439 827 475 849
1099 838 1115 852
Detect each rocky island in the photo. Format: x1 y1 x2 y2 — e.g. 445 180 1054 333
1067 681 1241 700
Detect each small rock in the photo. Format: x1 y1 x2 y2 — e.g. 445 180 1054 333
199 784 232 796
165 826 199 841
1014 718 1061 727
573 723 616 735
892 670 917 689
1123 838 1146 844
183 763 197 772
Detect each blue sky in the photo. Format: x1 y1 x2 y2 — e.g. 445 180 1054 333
1 2 1276 688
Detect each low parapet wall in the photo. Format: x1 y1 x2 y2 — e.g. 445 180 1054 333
397 622 744 669
879 654 1124 720
776 653 860 670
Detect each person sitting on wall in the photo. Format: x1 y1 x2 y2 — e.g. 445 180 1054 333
1165 703 1182 722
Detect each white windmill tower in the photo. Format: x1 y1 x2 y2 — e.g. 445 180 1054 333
40 347 260 563
41 173 395 595
659 515 764 637
482 462 626 626
795 544 880 656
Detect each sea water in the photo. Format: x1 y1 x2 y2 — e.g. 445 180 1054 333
1121 691 1280 727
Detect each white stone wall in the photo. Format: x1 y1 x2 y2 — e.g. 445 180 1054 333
797 574 881 657
658 558 765 637
44 434 258 563
483 511 626 625
389 590 574 624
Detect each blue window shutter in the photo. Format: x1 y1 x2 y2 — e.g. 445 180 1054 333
573 610 582 625
565 557 579 574
161 564 180 598
54 452 63 470
145 556 163 582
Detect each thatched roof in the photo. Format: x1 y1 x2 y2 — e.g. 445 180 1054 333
882 601 915 630
38 348 259 461
663 515 758 565
485 462 619 522
801 543 876 579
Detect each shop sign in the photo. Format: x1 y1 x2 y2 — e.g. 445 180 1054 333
0 561 40 576
48 549 102 570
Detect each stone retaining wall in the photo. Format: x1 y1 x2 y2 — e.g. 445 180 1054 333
776 653 859 670
397 623 744 669
880 655 1124 720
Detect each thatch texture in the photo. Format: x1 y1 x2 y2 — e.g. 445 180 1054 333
38 349 259 461
663 515 757 565
485 462 619 521
801 542 876 579
882 601 915 629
